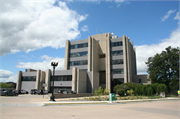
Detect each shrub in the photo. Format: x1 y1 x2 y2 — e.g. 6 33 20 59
116 88 125 96
127 89 134 96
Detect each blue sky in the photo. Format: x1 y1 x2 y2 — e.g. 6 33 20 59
0 0 179 82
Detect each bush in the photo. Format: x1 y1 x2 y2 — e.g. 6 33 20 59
127 89 134 96
116 88 125 96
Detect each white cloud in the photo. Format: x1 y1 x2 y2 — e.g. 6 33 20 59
0 0 88 56
135 28 180 74
174 12 180 27
81 25 89 32
16 55 64 71
161 9 176 22
0 69 13 78
135 11 180 74
0 69 16 82
0 75 17 83
117 4 121 7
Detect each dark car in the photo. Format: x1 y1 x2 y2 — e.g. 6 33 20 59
31 89 38 95
37 90 44 95
0 89 8 96
1 90 18 96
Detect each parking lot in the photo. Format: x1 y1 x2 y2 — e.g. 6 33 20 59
0 94 179 119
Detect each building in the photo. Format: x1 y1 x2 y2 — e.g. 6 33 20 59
16 33 150 93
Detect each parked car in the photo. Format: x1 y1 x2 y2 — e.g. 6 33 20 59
18 90 25 94
1 90 18 96
0 89 8 96
57 90 68 94
37 90 43 95
31 89 38 95
43 90 48 94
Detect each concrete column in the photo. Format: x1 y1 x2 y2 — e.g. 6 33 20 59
77 69 87 93
126 36 131 82
36 70 41 90
88 36 92 71
91 38 99 93
16 71 22 90
40 71 45 90
72 67 77 92
106 33 111 92
45 69 51 91
64 40 70 70
122 35 127 83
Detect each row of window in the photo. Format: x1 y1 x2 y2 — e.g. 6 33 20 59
111 69 124 74
111 50 123 56
111 41 123 47
50 75 72 81
111 59 123 65
69 60 88 66
70 43 88 49
21 76 36 81
70 51 88 58
81 69 87 71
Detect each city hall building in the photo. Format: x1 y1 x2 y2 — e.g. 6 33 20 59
16 33 150 93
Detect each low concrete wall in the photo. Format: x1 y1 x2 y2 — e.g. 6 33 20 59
54 93 93 98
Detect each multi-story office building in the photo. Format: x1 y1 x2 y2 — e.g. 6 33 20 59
16 33 150 93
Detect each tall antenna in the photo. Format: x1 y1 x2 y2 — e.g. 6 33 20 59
96 28 97 34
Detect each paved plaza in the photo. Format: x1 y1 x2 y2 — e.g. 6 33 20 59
0 94 179 119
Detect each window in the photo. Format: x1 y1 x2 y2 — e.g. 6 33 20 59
21 76 36 81
70 51 88 58
139 79 141 83
111 50 123 56
111 41 123 47
70 43 88 49
81 69 87 71
111 59 123 65
51 75 72 81
69 60 88 66
111 69 124 74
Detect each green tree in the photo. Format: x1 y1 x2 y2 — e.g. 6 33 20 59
145 46 179 92
0 82 13 88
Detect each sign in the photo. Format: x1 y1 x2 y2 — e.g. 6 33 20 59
43 83 47 87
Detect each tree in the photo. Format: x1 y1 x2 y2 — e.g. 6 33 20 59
146 46 179 92
0 82 13 88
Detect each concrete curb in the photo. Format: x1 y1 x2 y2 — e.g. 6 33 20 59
42 97 179 105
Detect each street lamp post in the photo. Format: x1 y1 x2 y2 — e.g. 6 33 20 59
49 60 58 101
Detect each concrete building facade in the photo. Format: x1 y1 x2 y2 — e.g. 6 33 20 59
16 33 150 93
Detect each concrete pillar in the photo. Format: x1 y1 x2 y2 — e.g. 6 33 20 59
106 33 111 92
126 36 131 82
122 35 128 83
64 40 70 70
88 36 92 71
72 67 77 92
40 71 45 90
77 69 87 93
36 70 41 90
16 71 22 90
45 69 51 91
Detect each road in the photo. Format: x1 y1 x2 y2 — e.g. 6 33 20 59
0 94 179 119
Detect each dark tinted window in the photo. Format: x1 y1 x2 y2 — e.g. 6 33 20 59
70 43 88 49
111 41 123 47
69 60 88 66
111 59 123 65
111 50 123 56
22 76 36 81
111 69 124 74
70 51 88 58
